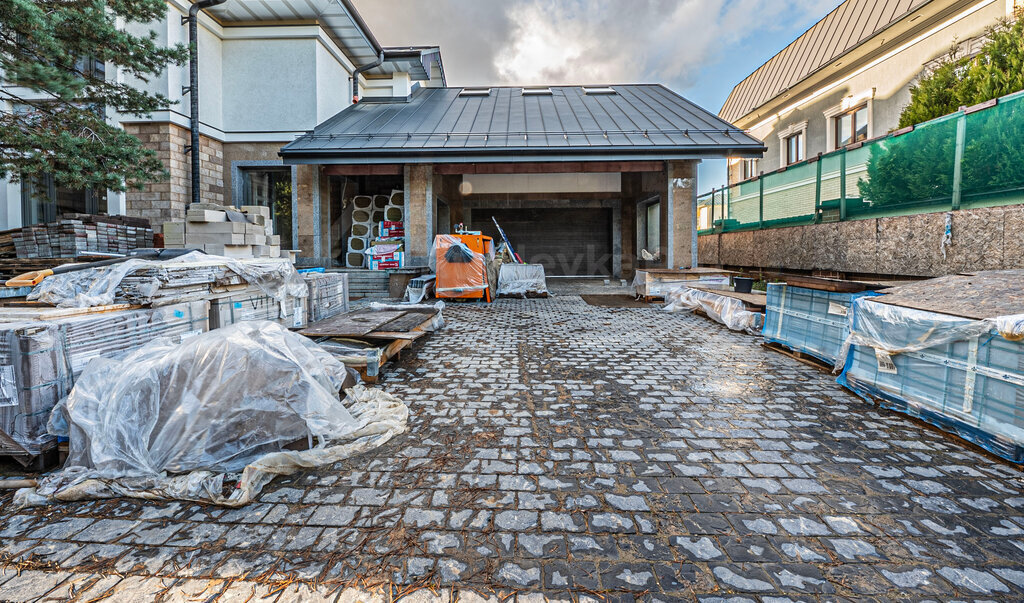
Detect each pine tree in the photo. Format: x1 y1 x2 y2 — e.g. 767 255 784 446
0 0 188 192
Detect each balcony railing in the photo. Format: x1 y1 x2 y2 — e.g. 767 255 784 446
698 89 1024 234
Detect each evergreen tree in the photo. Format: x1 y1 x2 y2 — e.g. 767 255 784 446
0 0 188 192
899 11 1024 127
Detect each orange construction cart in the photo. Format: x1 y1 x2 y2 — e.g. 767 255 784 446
432 234 493 302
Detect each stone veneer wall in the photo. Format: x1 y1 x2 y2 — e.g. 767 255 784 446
123 122 224 232
698 204 1024 277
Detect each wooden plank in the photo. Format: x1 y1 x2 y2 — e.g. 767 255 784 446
780 274 912 293
0 303 137 321
691 286 767 308
362 330 428 341
872 270 1024 320
375 312 435 333
300 310 407 337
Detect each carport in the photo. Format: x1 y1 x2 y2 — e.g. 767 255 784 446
280 85 763 277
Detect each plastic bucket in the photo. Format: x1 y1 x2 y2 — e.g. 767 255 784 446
734 277 753 294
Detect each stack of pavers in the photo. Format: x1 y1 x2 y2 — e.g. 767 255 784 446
11 215 153 258
163 203 281 259
303 271 350 322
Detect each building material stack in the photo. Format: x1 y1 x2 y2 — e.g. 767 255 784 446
836 270 1024 463
366 190 405 270
163 204 281 259
347 196 373 268
0 301 210 465
11 215 153 258
303 271 350 322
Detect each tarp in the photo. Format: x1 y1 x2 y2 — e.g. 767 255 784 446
28 252 307 310
497 264 549 298
15 321 407 507
663 286 763 334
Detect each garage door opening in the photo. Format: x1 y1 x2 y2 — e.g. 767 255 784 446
471 207 613 277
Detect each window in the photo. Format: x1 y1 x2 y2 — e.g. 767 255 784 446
834 105 868 149
241 169 292 250
740 158 757 180
583 86 616 95
785 132 804 164
646 202 660 252
20 173 106 225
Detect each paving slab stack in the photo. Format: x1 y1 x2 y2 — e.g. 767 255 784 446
303 272 350 323
163 204 281 259
12 215 154 258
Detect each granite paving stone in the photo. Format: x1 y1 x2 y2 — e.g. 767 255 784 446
1 294 1022 600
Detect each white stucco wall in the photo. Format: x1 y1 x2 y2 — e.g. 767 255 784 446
221 38 318 133
315 42 352 123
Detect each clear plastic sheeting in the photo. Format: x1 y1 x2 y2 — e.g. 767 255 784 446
15 321 408 507
836 297 1024 463
497 264 549 298
663 286 763 334
835 298 1024 371
28 252 307 311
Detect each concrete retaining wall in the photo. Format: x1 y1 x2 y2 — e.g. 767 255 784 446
698 204 1024 277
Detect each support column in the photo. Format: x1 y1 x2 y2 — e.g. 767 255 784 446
403 164 435 266
620 172 640 279
662 160 698 269
295 164 315 257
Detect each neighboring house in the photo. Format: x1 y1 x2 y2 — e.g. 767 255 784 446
721 0 1022 186
0 0 445 249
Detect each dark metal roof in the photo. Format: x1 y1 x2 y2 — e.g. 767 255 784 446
720 0 936 123
280 85 765 164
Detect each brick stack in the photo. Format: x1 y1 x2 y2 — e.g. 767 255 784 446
163 204 281 259
11 216 154 258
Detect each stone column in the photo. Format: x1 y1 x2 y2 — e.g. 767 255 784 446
403 164 434 266
295 164 315 257
620 172 641 279
660 160 698 269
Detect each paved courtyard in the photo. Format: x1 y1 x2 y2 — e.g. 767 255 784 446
1 295 1024 601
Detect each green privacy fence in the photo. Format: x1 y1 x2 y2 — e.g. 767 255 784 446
698 89 1024 234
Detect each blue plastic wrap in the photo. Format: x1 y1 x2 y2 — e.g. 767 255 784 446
837 298 1024 463
763 284 880 365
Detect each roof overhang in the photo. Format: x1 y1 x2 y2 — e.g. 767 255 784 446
204 0 382 68
281 147 766 166
368 46 446 83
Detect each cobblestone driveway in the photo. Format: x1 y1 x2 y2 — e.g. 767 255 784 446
2 295 1023 602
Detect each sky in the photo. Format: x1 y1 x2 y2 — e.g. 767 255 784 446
352 0 841 194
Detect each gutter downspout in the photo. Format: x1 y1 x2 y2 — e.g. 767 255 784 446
337 0 384 104
184 0 227 209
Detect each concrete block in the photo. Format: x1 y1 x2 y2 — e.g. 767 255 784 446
187 222 246 234
162 222 186 237
267 235 281 246
186 232 245 245
203 244 253 258
187 210 226 223
241 205 271 220
244 233 266 245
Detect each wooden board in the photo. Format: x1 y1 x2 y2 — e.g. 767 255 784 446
0 303 136 321
375 312 434 333
691 286 767 309
639 268 738 276
872 270 1024 320
780 274 913 293
300 310 407 337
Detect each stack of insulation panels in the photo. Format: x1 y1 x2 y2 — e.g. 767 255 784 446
763 283 879 365
304 272 350 323
837 271 1024 463
0 301 209 459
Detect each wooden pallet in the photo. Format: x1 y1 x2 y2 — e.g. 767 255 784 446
761 341 834 372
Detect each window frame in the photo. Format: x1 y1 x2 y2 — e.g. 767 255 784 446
785 131 805 165
832 104 869 150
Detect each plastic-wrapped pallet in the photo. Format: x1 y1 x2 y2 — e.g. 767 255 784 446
837 297 1024 463
209 287 307 330
497 264 549 298
763 283 879 364
0 323 71 457
663 287 763 334
304 272 350 323
0 301 210 458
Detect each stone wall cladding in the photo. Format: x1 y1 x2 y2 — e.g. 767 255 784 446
123 122 224 232
700 203 1024 277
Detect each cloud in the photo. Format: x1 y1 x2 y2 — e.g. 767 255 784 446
352 0 839 92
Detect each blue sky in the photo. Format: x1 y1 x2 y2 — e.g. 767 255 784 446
354 0 842 193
